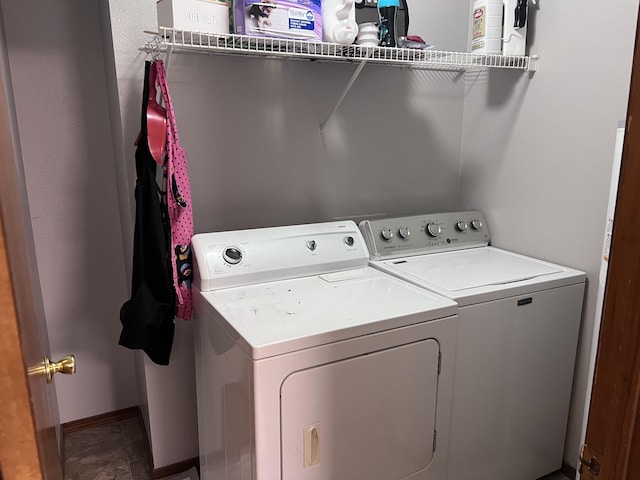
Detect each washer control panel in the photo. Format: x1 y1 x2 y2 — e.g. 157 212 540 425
359 210 490 260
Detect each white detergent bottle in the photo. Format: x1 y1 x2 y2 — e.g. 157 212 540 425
322 0 358 45
503 0 528 56
471 0 503 54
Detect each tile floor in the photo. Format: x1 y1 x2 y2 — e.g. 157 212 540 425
63 417 573 480
63 417 152 480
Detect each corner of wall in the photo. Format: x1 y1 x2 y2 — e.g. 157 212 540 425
134 350 152 453
98 0 135 284
142 320 199 469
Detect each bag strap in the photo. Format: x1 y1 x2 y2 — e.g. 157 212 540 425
153 60 180 147
139 61 151 138
401 0 409 36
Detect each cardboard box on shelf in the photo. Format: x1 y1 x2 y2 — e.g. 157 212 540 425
157 0 231 35
233 0 322 40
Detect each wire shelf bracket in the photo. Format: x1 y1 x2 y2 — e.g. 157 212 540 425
320 56 370 132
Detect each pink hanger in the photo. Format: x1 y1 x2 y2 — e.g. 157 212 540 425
135 62 167 165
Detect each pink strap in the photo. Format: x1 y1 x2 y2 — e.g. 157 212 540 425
154 60 194 321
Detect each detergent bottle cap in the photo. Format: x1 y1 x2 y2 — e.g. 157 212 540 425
377 0 399 8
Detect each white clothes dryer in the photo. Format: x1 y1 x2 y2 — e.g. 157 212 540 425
191 221 458 480
359 211 586 480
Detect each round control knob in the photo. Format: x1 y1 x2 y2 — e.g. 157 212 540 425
426 223 442 237
456 221 468 232
380 228 394 241
471 219 483 231
398 227 411 239
223 247 243 265
344 236 355 246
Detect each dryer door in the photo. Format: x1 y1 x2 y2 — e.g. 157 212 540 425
280 338 440 480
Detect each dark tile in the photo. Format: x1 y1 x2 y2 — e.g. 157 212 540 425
65 424 123 450
120 418 149 463
65 457 131 480
64 437 126 463
129 457 152 480
76 462 131 480
120 418 143 437
64 426 130 478
64 416 152 480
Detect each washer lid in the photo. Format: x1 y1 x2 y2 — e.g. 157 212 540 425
386 247 562 291
199 267 457 359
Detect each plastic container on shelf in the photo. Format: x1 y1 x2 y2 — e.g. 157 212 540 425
471 0 503 54
322 0 358 45
378 0 399 47
503 0 528 56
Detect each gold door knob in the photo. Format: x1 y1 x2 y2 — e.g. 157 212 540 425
28 355 76 383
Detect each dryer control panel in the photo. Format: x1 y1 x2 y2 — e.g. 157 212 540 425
192 221 369 291
359 211 490 260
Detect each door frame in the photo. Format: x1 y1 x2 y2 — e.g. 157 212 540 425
581 5 640 480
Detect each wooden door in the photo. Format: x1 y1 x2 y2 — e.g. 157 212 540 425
580 7 640 480
0 13 63 480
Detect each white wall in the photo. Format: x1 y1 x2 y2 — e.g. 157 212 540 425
459 0 639 467
1 0 138 423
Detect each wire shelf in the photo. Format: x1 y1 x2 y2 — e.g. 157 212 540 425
145 27 539 72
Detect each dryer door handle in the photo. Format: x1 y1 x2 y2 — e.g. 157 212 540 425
304 424 321 467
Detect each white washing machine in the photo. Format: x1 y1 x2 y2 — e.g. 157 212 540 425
191 221 459 480
359 211 586 480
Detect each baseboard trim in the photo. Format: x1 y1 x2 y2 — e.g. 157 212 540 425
61 406 140 434
562 462 577 479
152 457 199 479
